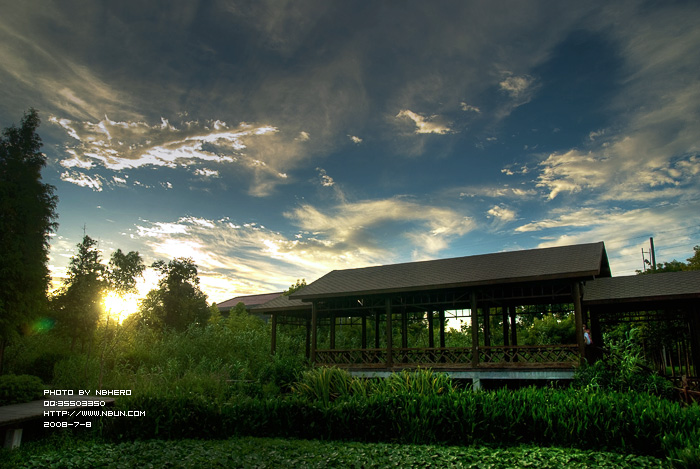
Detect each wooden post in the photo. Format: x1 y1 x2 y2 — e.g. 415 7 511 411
361 315 367 349
401 308 408 350
483 307 491 347
305 319 311 359
502 307 509 347
471 293 479 368
427 310 435 348
330 311 336 350
386 298 393 368
688 305 700 377
589 307 603 362
311 302 318 364
374 311 381 348
573 282 585 365
439 309 446 348
270 313 277 355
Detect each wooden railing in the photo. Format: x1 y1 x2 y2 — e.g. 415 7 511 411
315 345 579 369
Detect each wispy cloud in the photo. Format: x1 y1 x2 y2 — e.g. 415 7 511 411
499 73 534 99
519 203 700 276
286 196 474 259
460 102 481 113
49 116 306 196
396 109 452 135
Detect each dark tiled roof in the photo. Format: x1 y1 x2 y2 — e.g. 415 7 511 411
583 270 700 304
217 292 284 311
252 294 311 313
291 242 609 300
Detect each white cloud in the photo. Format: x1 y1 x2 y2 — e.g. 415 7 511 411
50 116 308 195
286 196 474 258
499 73 534 98
193 168 220 178
349 135 363 144
60 171 103 191
519 203 700 276
396 109 452 135
317 167 335 187
460 102 481 113
459 185 537 199
487 205 516 222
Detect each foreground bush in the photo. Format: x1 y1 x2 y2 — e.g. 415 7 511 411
0 374 44 405
0 436 669 468
100 379 700 462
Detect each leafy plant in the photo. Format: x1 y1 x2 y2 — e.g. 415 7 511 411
0 373 44 405
574 327 673 397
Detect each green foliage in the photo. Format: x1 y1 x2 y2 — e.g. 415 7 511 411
520 313 576 345
574 328 673 397
107 249 145 294
137 258 210 331
98 376 700 461
52 235 107 349
283 278 307 296
0 108 58 370
3 332 71 383
638 244 700 274
2 437 669 468
0 373 44 405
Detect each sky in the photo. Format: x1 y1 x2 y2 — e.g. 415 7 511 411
2 0 699 305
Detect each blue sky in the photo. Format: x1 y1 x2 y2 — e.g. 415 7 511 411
2 1 699 303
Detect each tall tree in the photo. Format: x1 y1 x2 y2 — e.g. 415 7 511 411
53 237 145 349
138 258 210 331
54 235 107 350
0 109 58 372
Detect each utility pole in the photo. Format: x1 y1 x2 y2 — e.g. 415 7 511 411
649 237 657 270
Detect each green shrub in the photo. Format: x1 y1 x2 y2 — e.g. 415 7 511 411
0 374 44 405
574 328 673 398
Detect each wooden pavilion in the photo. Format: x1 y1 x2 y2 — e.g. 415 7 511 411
583 270 700 381
255 242 613 384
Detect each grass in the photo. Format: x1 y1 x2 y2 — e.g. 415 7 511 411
1 436 671 468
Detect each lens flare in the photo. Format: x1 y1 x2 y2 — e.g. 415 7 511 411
103 291 140 323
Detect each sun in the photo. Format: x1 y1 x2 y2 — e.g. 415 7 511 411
103 291 141 324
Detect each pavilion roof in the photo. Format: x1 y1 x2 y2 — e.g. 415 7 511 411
217 292 284 311
583 270 700 305
290 242 610 301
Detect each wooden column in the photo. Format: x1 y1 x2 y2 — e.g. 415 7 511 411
386 298 393 368
374 311 381 348
401 308 408 349
688 304 700 377
589 307 603 362
483 307 491 347
439 309 446 348
330 311 336 350
427 310 435 348
502 307 510 347
311 302 318 364
510 307 517 346
305 319 311 359
361 315 367 349
270 313 278 355
471 293 479 367
573 282 585 365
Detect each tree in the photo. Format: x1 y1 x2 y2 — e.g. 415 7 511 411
108 249 146 294
53 235 107 350
53 236 145 350
137 258 210 331
0 109 58 372
638 244 700 274
283 279 307 296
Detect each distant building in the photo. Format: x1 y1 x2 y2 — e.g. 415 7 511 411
216 292 284 322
